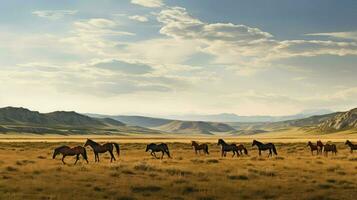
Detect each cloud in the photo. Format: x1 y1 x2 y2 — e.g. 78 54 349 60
92 59 153 74
158 7 272 42
60 18 134 55
32 10 77 20
154 6 357 76
129 15 149 22
131 0 164 8
307 31 357 41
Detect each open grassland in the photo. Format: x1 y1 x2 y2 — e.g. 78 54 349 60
0 140 356 200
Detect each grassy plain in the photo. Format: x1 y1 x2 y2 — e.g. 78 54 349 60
0 135 356 200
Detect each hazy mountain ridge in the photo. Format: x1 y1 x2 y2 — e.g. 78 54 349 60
162 109 333 122
0 107 158 135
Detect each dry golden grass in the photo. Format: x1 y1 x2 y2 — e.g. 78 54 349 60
0 140 356 200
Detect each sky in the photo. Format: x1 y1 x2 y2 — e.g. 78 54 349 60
1 0 357 116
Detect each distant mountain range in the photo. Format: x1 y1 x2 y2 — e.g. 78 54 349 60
1 106 356 135
160 109 333 122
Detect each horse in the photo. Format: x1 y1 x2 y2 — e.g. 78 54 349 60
323 143 337 156
191 141 209 155
146 143 171 159
317 140 324 155
52 145 88 165
84 139 120 162
307 141 319 155
252 140 278 157
345 140 357 153
217 139 242 157
236 144 248 156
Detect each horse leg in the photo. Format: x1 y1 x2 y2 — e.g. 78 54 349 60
82 152 89 163
161 151 164 159
74 155 79 165
232 151 235 157
96 153 100 162
109 150 116 162
259 150 261 156
61 155 66 164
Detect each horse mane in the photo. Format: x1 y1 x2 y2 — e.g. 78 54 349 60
87 139 98 145
253 140 262 145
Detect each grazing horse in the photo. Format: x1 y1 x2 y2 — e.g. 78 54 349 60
146 143 171 159
345 140 357 153
191 141 209 155
323 143 337 156
217 139 240 157
252 140 278 157
84 139 120 162
307 141 319 155
236 144 248 156
53 145 88 165
317 140 324 155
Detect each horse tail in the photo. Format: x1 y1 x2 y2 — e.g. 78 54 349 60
243 147 248 155
113 143 120 156
205 144 209 154
272 144 278 155
82 147 88 160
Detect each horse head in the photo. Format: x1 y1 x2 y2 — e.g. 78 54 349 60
84 139 91 147
52 148 59 159
345 140 350 145
145 144 150 152
252 140 257 147
217 139 223 145
307 141 312 146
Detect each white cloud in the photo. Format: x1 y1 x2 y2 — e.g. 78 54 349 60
129 15 149 22
32 10 77 20
307 31 357 41
131 0 164 8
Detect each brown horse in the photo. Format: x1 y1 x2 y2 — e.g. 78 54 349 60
236 144 248 156
317 140 324 155
307 141 318 155
53 145 88 165
84 139 120 162
323 143 337 156
191 141 209 155
345 140 357 153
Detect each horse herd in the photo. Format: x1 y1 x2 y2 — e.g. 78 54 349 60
52 139 357 165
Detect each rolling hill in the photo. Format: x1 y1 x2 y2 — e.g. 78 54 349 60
0 107 159 135
87 114 236 135
153 120 235 135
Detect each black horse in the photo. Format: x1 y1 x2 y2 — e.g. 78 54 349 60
252 140 277 157
146 143 171 159
345 140 357 153
84 139 120 162
217 139 241 157
53 145 88 165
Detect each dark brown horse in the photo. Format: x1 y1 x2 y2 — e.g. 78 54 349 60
307 141 318 155
53 145 88 165
252 140 277 157
84 139 120 162
217 139 243 157
345 140 357 153
323 142 337 156
317 140 324 155
146 143 171 159
191 141 209 155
